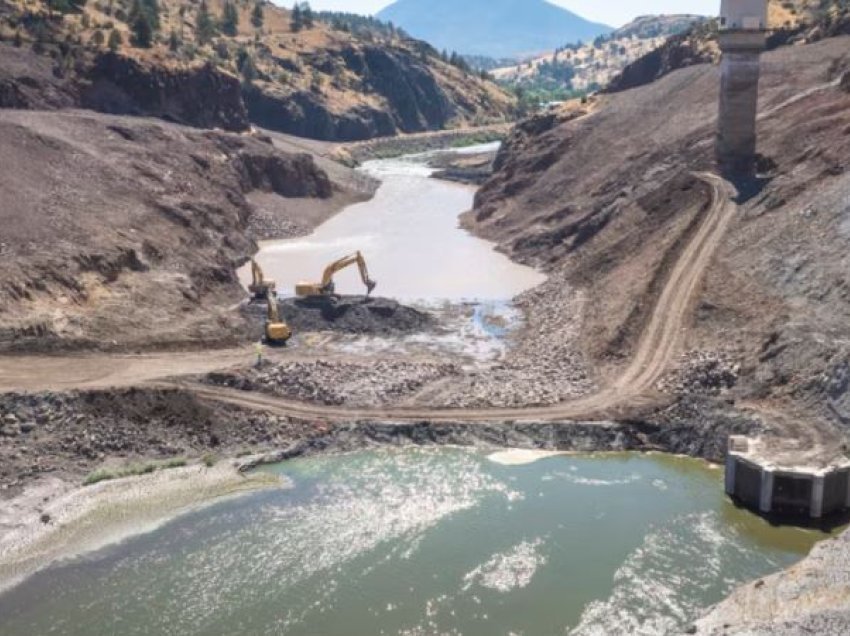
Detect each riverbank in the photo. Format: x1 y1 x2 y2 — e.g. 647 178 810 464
0 459 284 595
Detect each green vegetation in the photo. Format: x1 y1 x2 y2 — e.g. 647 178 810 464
291 2 313 32
220 1 239 37
202 453 219 468
196 0 217 45
317 10 407 41
83 457 188 486
107 27 122 51
251 2 264 29
128 0 160 48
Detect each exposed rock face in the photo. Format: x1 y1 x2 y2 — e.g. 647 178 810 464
244 86 396 142
82 53 250 132
693 528 850 635
245 45 465 141
605 32 715 93
0 44 77 109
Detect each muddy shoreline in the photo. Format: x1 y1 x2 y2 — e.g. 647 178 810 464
0 387 760 596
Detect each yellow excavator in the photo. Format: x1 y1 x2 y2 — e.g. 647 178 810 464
248 259 276 301
296 251 377 299
263 290 292 346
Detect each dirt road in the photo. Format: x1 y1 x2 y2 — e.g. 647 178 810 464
0 173 735 424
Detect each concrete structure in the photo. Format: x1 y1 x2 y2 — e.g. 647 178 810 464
716 0 768 176
726 436 850 519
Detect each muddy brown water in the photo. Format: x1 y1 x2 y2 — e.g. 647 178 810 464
240 145 546 303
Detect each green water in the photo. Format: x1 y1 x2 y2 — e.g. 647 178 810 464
0 449 832 635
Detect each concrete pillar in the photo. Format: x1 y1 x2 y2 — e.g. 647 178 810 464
716 32 766 176
759 468 774 514
725 454 738 496
811 475 825 519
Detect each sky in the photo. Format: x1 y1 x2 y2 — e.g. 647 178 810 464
292 0 721 28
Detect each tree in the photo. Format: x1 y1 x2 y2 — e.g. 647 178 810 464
301 2 313 28
290 2 303 32
168 28 180 51
240 54 257 84
250 2 264 29
107 28 122 51
91 29 105 47
13 30 23 48
220 1 238 37
129 0 155 48
196 1 217 45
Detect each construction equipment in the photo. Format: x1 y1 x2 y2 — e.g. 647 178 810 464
263 291 292 346
295 251 377 299
248 259 276 301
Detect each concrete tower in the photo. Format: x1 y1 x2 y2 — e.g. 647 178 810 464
716 0 768 176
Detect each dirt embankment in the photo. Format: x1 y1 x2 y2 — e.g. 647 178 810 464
0 108 366 353
468 37 850 443
0 384 760 498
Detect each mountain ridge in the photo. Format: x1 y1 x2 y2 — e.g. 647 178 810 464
377 0 612 59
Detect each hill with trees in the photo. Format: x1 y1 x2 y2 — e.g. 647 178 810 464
0 0 515 140
376 0 612 58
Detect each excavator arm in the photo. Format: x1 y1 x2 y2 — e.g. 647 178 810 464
248 259 276 300
264 290 291 345
296 251 377 298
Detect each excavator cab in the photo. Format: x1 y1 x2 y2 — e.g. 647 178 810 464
264 290 292 346
248 259 276 301
296 251 377 299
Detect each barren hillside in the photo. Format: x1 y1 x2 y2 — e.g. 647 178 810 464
0 109 363 351
0 0 515 140
468 36 850 440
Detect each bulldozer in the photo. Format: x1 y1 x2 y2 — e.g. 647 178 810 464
295 251 377 299
248 259 276 301
263 290 292 346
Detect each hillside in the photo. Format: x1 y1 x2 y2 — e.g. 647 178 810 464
376 0 612 59
491 15 705 99
0 0 515 141
467 34 850 482
607 0 849 93
0 108 373 351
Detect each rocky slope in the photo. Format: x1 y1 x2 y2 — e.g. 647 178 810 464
0 108 350 352
469 35 850 446
693 528 850 635
0 0 515 140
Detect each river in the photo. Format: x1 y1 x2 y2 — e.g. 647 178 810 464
240 144 546 303
0 449 830 635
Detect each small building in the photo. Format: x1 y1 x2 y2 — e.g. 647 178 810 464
720 0 768 31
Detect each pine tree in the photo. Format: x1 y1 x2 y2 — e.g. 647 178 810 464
91 29 105 47
290 2 303 32
250 2 264 29
240 54 258 84
196 1 217 45
107 28 122 51
168 28 180 51
220 1 238 37
301 2 313 28
130 0 154 48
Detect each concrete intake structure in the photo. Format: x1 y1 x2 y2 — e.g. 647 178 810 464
716 0 768 175
726 437 850 519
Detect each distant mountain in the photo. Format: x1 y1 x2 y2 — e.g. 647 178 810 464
377 0 613 59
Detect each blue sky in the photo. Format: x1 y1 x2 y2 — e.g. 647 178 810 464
287 0 721 28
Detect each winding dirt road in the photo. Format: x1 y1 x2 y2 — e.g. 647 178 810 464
0 173 736 424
